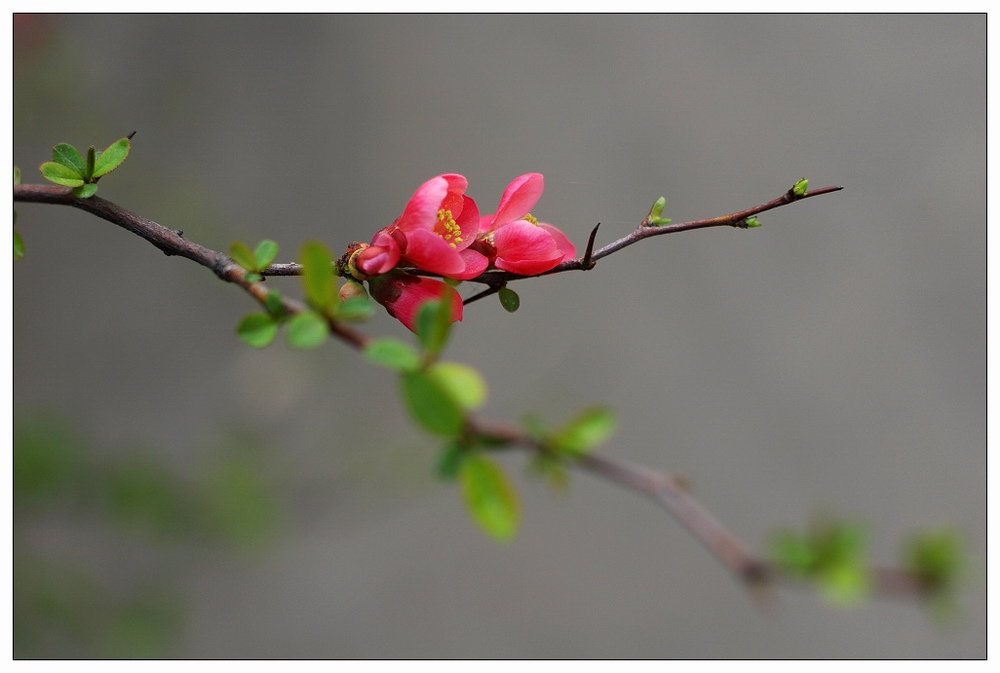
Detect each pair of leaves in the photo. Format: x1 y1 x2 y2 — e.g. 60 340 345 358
39 135 133 198
646 196 672 226
230 239 278 283
770 516 870 605
365 335 487 438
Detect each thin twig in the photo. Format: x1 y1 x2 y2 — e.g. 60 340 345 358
13 184 371 349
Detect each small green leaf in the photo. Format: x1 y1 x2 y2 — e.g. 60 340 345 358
364 337 421 373
649 196 666 221
229 241 257 271
336 295 374 321
744 216 761 228
73 183 99 199
14 165 22 184
771 532 818 576
92 137 131 178
236 313 279 348
415 298 453 356
285 311 329 349
264 290 285 317
244 272 262 284
436 441 468 480
300 241 336 312
14 230 25 260
792 177 809 197
551 406 617 456
40 161 85 187
253 239 279 269
52 143 86 175
399 371 464 436
427 362 487 411
460 454 520 542
903 529 965 594
817 558 870 606
498 287 520 313
85 146 96 181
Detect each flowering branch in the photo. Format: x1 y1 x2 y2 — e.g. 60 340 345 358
14 178 965 612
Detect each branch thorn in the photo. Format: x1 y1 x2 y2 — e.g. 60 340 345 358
581 223 600 270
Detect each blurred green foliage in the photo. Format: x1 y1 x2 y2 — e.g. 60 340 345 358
13 412 278 658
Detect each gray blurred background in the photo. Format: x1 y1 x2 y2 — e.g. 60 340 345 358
13 15 984 658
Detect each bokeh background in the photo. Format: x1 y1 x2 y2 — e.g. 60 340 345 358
13 15 984 658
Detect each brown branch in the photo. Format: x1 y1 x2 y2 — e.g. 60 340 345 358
13 184 370 350
18 180 932 604
467 416 926 601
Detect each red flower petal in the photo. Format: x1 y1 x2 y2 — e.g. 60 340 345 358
402 228 468 276
369 272 463 333
538 222 576 259
488 173 544 231
492 220 563 275
397 176 450 232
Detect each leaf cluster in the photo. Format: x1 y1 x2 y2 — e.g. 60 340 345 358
39 135 133 198
771 515 871 605
235 240 374 349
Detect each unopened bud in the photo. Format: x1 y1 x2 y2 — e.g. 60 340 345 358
340 279 368 303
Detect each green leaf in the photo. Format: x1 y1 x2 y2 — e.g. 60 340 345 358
300 241 336 312
14 165 21 184
92 137 131 178
52 143 86 174
744 216 761 228
460 454 520 542
264 289 285 317
427 362 487 411
285 311 329 349
399 371 464 436
253 239 279 269
498 286 520 313
236 313 279 348
336 295 374 321
436 441 468 480
85 146 96 181
14 230 25 260
39 161 84 187
551 406 617 456
649 196 666 220
415 298 453 356
771 532 818 576
903 529 965 593
816 558 870 606
364 337 421 373
792 177 809 197
73 183 99 198
245 272 262 284
229 241 257 271
770 516 870 605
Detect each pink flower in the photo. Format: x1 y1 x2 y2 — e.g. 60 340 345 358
355 174 489 280
474 173 576 276
367 271 463 334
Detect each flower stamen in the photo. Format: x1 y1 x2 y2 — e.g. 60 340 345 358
435 208 463 248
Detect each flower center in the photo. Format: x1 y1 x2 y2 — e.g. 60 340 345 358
523 213 539 225
435 208 463 248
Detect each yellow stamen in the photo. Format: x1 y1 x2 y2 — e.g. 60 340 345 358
435 209 463 248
